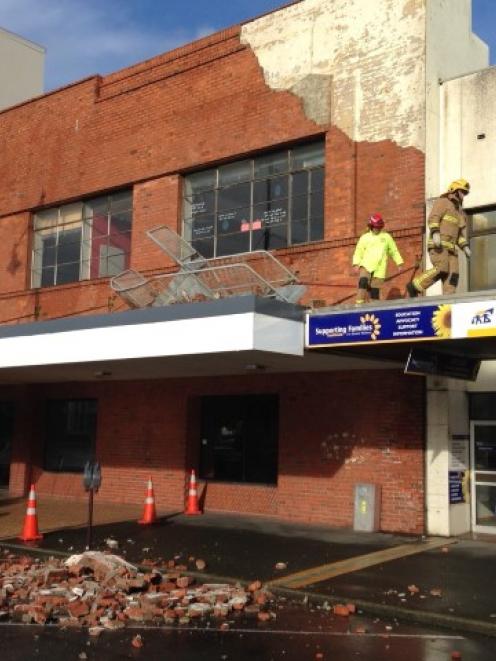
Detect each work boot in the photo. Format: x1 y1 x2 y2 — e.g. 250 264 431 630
406 282 418 298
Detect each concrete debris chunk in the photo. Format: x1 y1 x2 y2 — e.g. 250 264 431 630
0 551 273 631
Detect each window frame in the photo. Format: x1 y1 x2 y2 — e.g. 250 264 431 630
43 398 98 474
199 394 279 486
467 204 496 292
31 190 133 289
183 141 325 259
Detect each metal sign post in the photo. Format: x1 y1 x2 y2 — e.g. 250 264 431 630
83 461 102 550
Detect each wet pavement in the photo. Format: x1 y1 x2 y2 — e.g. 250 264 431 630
2 510 496 638
2 512 414 582
311 539 496 621
0 603 494 661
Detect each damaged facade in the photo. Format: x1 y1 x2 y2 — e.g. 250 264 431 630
0 0 493 535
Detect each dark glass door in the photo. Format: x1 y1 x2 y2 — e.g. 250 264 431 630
471 422 496 531
0 403 14 487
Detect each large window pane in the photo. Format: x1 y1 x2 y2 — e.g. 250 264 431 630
291 218 309 244
311 168 324 192
471 210 496 233
292 194 308 221
41 235 56 268
58 227 82 264
470 234 496 291
191 215 215 241
218 182 251 212
185 169 216 195
192 238 214 259
110 209 132 236
253 176 288 204
199 394 278 484
218 207 251 235
292 171 308 197
254 151 288 178
219 160 251 186
32 190 132 288
57 262 81 285
310 215 324 242
44 399 97 473
254 200 289 228
182 141 324 258
292 143 325 169
84 196 108 220
217 232 250 256
110 190 132 214
263 225 288 250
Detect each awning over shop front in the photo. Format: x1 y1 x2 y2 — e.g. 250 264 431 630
0 297 304 383
306 291 496 365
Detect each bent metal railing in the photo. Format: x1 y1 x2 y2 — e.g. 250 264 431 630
111 225 306 308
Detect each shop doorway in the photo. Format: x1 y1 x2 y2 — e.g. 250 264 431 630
470 421 496 533
0 403 14 488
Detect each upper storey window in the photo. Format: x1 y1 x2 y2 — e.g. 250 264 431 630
183 142 325 258
468 207 496 291
31 190 132 288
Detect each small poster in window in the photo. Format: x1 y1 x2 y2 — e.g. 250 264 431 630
449 470 469 504
262 207 287 226
241 222 250 232
252 220 262 230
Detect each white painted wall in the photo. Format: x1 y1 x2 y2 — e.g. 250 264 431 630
441 67 496 209
0 27 44 111
426 377 471 536
242 0 426 150
426 0 488 199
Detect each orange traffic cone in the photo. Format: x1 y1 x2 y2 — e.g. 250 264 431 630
138 476 157 525
19 484 43 542
185 469 202 516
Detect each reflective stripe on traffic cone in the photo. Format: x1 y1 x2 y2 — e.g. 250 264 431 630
184 469 202 516
138 476 157 525
19 484 43 541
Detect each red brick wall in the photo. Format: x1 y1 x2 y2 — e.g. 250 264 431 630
0 28 425 324
8 370 425 534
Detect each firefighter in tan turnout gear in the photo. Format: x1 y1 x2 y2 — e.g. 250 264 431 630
407 179 471 297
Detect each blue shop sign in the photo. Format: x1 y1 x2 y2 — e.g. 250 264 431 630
307 303 451 347
449 471 466 504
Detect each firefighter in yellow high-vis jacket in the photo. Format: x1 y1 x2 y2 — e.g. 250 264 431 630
407 179 471 297
352 213 404 304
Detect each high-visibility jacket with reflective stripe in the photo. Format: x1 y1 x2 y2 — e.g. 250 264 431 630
352 230 403 279
427 195 468 252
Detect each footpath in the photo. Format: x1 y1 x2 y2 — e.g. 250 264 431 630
1 499 495 637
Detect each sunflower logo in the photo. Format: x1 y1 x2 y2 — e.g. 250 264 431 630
360 313 382 340
432 304 452 338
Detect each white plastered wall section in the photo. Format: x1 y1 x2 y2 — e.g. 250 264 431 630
0 27 44 111
441 69 496 398
241 0 425 147
424 1 489 536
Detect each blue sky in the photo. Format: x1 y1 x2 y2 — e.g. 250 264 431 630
0 0 494 91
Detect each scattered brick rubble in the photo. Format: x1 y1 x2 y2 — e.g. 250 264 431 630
0 550 276 630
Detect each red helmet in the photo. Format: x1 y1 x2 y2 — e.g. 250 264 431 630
368 213 384 230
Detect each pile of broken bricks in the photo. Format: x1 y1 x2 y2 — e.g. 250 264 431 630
0 550 276 634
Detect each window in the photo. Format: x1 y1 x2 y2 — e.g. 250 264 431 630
468 208 496 291
31 190 132 287
0 403 14 487
43 399 97 472
183 142 325 258
199 395 278 484
470 393 496 420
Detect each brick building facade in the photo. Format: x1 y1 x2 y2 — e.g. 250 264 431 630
0 1 488 534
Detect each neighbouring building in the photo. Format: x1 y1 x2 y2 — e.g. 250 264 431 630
0 27 44 111
0 0 494 536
